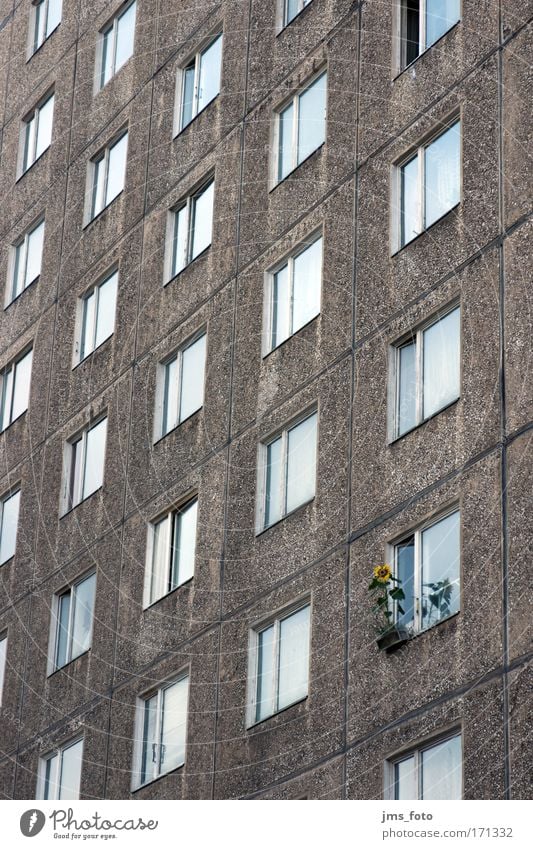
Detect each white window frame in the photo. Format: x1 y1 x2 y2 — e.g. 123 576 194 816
74 268 119 365
385 729 463 799
28 0 63 57
388 505 461 635
246 597 311 727
154 330 207 441
395 0 462 73
143 497 198 608
256 407 318 533
0 487 21 566
132 671 189 790
0 632 7 706
388 300 460 441
165 177 215 282
19 90 55 176
37 736 84 800
48 571 96 674
272 67 327 187
86 129 128 224
6 217 45 307
174 31 223 135
0 346 33 432
63 416 107 513
95 0 137 92
392 116 461 252
263 230 323 356
279 0 312 30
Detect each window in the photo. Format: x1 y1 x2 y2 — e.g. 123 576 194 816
30 0 62 55
400 1 460 69
265 234 322 353
275 70 327 183
0 489 20 565
99 0 136 89
167 178 214 280
178 33 222 131
134 674 189 787
392 508 460 633
38 738 83 800
397 119 460 249
77 270 118 363
88 131 128 221
248 602 310 725
389 732 462 799
65 417 107 511
258 410 317 531
0 634 6 706
21 91 54 174
145 499 198 607
393 304 460 438
157 333 206 439
8 218 45 304
50 572 96 672
1 348 33 431
282 0 312 27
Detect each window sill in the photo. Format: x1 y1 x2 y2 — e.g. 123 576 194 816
256 496 315 537
4 275 40 311
276 1 314 36
47 649 90 678
60 486 103 519
0 554 15 568
393 21 461 82
173 94 219 138
269 143 325 193
164 245 211 287
142 576 194 612
262 313 320 359
388 397 460 445
385 611 460 650
0 410 28 435
153 407 202 446
131 762 185 793
26 23 61 63
72 334 113 370
95 56 134 95
391 202 460 257
246 695 308 731
16 147 51 182
83 191 124 230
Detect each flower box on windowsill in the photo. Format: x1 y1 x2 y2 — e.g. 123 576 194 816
376 626 410 653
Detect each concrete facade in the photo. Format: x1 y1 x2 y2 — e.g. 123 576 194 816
0 0 531 800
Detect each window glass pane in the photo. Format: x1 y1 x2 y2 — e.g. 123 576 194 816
198 34 222 113
11 349 33 422
278 605 310 710
421 511 460 629
425 122 460 228
394 755 416 799
265 437 282 527
94 271 118 349
55 591 71 668
162 356 179 436
278 101 294 181
172 206 188 276
150 516 169 604
91 156 104 218
81 290 96 360
297 72 326 165
179 334 206 422
1 368 14 430
47 0 63 37
423 307 460 419
115 1 136 73
256 624 275 722
0 636 6 705
401 154 419 246
398 340 417 435
181 65 195 128
171 499 197 587
58 739 83 800
12 241 25 300
271 264 290 349
426 0 460 48
35 94 54 159
190 181 214 260
160 677 188 774
402 0 420 66
0 490 20 564
71 573 96 659
43 754 58 800
82 418 107 499
396 535 415 628
286 0 300 24
34 2 45 51
286 413 317 514
105 133 128 206
101 27 113 87
141 694 158 784
25 220 45 286
23 116 37 171
69 438 83 508
421 735 461 799
292 237 322 333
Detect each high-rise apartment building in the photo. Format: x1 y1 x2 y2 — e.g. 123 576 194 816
0 0 531 800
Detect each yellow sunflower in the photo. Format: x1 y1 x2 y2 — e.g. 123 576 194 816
373 564 392 583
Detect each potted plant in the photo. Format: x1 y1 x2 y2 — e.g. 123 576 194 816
369 564 410 652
